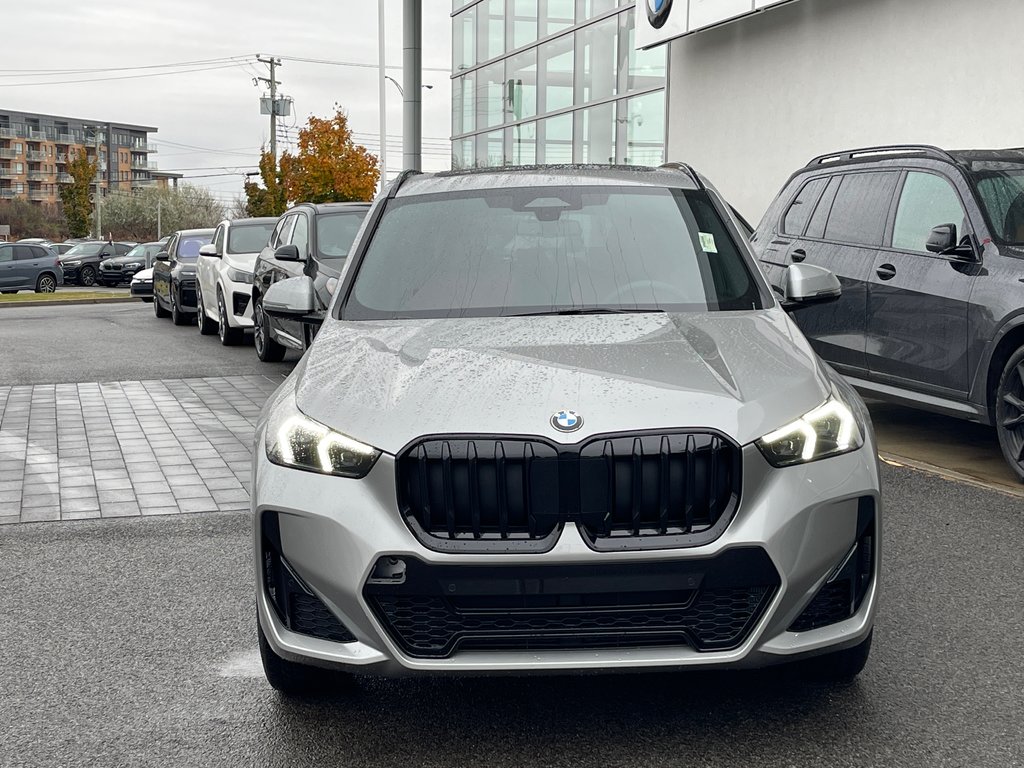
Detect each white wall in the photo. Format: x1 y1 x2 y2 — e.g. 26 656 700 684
667 0 1024 222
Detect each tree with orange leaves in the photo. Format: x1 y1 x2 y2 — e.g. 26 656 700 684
281 106 379 205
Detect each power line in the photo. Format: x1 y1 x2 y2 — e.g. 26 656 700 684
273 54 449 73
0 62 248 88
0 56 255 77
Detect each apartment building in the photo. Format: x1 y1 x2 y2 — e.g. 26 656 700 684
0 109 164 205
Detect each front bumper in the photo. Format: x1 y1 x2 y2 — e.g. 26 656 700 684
253 425 881 677
130 281 152 299
221 275 254 329
101 266 141 284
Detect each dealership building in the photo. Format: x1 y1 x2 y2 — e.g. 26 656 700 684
450 0 1024 224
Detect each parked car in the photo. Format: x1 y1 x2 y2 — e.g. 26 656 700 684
252 165 881 696
196 217 278 345
130 267 154 302
252 202 369 362
99 242 164 286
0 242 63 293
59 240 134 286
52 243 75 255
152 229 214 325
753 144 1024 480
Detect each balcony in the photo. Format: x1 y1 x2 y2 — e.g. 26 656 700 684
0 167 17 179
0 126 21 139
0 189 19 199
56 154 68 164
26 150 46 161
130 158 156 171
29 189 50 201
132 142 157 153
0 148 18 159
55 133 73 145
57 173 72 183
26 128 44 140
27 171 49 181
131 178 156 188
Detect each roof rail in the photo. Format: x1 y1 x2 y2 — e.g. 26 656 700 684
805 144 957 168
658 161 704 189
386 168 421 198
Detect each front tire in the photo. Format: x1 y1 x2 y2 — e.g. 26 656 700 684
218 289 243 346
35 274 57 293
254 295 286 362
79 265 96 287
995 346 1024 481
257 619 349 697
798 630 872 683
171 285 191 326
154 288 170 318
196 283 218 335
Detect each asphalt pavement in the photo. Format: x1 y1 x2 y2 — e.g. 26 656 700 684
0 301 297 385
1 463 1021 767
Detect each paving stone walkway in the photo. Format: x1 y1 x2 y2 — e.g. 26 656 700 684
0 375 285 523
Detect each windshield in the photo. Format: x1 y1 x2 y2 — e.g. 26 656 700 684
316 211 366 262
64 242 104 257
344 186 765 320
176 234 213 261
971 162 1024 244
227 222 276 254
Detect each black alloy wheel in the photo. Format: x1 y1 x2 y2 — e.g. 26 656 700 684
79 265 96 287
196 283 218 335
253 296 286 362
35 274 57 293
995 346 1024 482
218 290 243 346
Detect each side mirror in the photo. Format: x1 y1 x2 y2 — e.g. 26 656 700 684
274 243 303 262
263 275 315 316
199 244 220 259
154 251 169 262
781 263 841 310
926 224 957 254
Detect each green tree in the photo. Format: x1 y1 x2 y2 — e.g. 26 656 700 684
243 150 287 217
59 150 97 238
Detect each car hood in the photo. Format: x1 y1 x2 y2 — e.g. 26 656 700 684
224 252 259 272
102 254 144 266
292 309 832 454
132 268 154 282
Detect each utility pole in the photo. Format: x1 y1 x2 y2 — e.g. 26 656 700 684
256 55 282 165
403 0 422 172
378 0 387 191
92 127 102 239
157 198 162 239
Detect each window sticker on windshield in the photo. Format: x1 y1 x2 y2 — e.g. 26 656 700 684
699 232 718 253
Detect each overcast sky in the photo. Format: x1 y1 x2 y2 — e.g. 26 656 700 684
2 0 453 207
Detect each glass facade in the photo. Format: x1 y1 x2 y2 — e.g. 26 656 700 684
451 0 666 169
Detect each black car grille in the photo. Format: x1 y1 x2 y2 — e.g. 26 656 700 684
396 432 740 552
103 263 122 271
364 548 779 658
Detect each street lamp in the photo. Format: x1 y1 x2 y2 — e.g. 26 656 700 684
384 75 433 98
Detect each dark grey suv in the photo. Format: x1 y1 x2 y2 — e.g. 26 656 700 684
753 144 1024 479
0 243 62 293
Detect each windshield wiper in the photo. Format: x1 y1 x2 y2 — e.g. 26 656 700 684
506 307 667 317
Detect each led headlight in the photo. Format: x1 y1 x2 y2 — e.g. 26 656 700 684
225 266 254 284
63 260 81 266
756 396 863 467
122 262 141 270
266 395 380 478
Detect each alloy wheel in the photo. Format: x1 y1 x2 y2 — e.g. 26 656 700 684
254 300 265 355
218 294 227 343
36 275 56 293
80 266 95 287
998 355 1024 474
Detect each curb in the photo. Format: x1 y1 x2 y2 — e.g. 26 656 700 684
879 451 1024 499
0 296 138 309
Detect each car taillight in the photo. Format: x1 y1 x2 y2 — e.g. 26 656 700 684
53 258 60 267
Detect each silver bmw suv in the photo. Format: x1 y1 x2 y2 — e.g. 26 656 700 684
253 165 881 695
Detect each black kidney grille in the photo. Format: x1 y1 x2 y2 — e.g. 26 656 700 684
397 432 740 551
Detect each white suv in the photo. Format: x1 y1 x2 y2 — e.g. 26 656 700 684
196 217 278 345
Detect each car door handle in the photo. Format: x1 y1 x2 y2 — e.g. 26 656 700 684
791 249 806 263
876 263 897 280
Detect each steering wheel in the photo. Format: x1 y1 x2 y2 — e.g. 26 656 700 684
601 280 691 305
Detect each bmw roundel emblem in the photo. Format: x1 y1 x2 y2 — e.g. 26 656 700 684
647 0 673 29
551 409 584 433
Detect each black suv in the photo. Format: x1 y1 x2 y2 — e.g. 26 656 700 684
753 144 1024 479
59 240 134 286
153 229 214 325
251 201 369 362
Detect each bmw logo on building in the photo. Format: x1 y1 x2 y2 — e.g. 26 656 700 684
646 0 673 29
551 409 584 433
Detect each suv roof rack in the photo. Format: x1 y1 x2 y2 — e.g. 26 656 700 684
805 144 958 168
658 162 704 188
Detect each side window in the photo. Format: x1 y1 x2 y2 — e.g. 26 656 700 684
277 215 297 249
805 176 841 240
166 236 178 259
214 225 225 255
114 243 131 255
892 172 968 253
821 171 900 246
13 245 37 261
290 214 309 258
782 177 828 236
0 246 12 263
32 246 49 260
270 216 290 248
